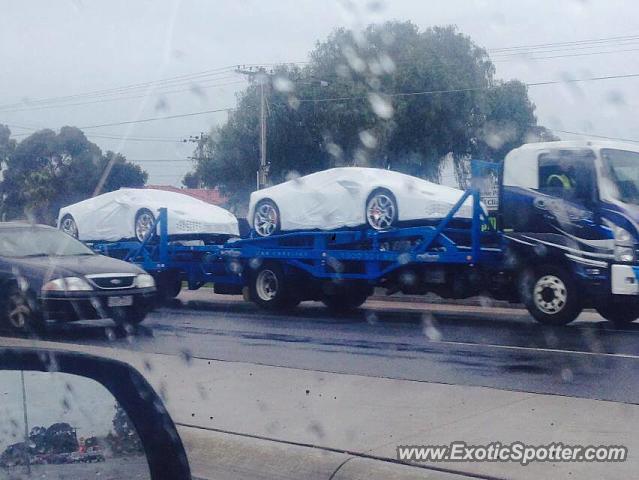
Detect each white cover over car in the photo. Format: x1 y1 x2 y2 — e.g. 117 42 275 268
248 167 474 236
58 188 239 242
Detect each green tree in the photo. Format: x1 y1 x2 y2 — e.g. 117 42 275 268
187 22 555 209
108 404 142 455
0 125 147 224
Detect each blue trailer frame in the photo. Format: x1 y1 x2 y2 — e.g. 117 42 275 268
91 178 504 294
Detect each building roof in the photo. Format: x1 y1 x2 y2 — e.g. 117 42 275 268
145 185 226 205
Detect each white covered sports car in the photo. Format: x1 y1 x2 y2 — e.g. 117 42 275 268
248 167 474 237
58 188 239 242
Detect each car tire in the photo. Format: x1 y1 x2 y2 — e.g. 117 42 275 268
249 262 299 310
111 306 147 327
321 285 371 313
365 188 398 231
134 209 156 242
520 264 582 326
595 302 639 325
253 199 281 237
155 271 182 301
59 214 79 238
2 285 45 334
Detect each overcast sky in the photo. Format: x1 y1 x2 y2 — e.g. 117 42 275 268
2 0 639 186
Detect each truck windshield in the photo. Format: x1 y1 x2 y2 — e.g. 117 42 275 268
601 149 639 204
0 227 95 258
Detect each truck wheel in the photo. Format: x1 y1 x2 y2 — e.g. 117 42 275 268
249 262 299 311
3 286 45 334
155 272 182 301
520 264 582 326
111 306 147 327
595 302 639 325
321 285 371 313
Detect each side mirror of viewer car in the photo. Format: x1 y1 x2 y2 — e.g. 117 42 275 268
0 348 191 480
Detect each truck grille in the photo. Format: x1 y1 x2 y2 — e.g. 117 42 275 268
86 274 136 289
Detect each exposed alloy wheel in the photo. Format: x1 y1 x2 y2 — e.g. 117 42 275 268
134 209 156 242
4 286 45 333
521 264 582 326
365 189 398 231
60 214 79 238
253 200 280 237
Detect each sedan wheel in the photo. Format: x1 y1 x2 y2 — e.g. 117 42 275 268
366 189 397 230
253 200 280 237
4 287 44 333
60 215 78 238
135 209 156 242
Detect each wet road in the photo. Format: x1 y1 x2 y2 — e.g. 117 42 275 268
7 294 639 404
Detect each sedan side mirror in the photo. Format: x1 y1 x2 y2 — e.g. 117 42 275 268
0 348 191 480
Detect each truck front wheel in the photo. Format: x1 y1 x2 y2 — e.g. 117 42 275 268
595 302 639 325
520 264 582 326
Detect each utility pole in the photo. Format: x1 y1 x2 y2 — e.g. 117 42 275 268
20 371 31 475
235 66 272 189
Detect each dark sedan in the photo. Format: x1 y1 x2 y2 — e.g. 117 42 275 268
0 223 156 332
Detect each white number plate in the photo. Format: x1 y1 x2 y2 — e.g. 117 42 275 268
107 295 134 307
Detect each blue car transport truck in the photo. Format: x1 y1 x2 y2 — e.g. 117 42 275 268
90 140 639 326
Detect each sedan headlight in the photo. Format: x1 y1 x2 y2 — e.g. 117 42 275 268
134 274 155 289
42 277 93 292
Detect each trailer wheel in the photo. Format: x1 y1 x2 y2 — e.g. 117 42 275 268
520 264 582 326
321 285 371 313
250 262 299 311
595 302 639 325
155 271 182 301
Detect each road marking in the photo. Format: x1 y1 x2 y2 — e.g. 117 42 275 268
430 338 639 360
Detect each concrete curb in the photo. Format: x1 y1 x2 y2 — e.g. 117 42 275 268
178 425 482 480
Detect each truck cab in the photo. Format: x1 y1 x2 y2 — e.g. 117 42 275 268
499 140 639 325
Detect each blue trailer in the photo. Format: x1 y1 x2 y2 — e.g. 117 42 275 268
91 143 639 326
91 173 504 312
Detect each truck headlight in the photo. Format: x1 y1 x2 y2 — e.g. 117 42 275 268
42 277 93 292
615 246 635 263
134 274 155 289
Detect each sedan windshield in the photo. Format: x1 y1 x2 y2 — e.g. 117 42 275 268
601 149 639 204
0 227 95 258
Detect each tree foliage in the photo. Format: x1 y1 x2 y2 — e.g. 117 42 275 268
107 404 142 455
186 22 556 209
0 125 147 224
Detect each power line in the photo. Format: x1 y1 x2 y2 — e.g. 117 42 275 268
552 129 639 144
488 33 639 53
0 62 309 111
291 72 639 104
0 79 244 113
491 39 639 57
494 47 639 62
0 66 238 110
4 124 189 142
79 107 234 129
129 159 192 162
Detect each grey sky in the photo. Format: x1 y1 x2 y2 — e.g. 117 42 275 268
1 0 639 186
